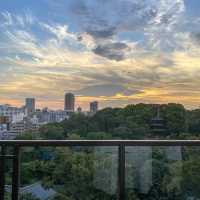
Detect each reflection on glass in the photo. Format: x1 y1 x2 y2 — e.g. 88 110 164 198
18 146 118 200
165 146 182 161
4 145 200 200
126 147 152 194
126 146 185 200
93 147 118 195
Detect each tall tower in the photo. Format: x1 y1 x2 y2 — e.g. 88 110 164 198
25 98 35 115
65 93 75 112
90 101 98 113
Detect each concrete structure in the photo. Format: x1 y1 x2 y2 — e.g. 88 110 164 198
64 93 75 112
34 108 69 124
0 104 25 123
9 119 39 135
25 98 35 115
90 101 98 113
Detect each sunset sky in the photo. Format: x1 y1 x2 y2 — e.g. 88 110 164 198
0 0 200 110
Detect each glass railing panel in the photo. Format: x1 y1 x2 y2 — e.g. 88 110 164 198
0 146 13 200
19 146 118 200
125 146 200 200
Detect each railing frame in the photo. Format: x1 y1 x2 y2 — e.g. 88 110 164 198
1 140 200 200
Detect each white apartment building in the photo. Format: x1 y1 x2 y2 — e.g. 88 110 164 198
35 108 69 124
0 105 25 123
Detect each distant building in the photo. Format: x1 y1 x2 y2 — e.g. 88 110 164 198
10 121 26 135
150 105 166 134
77 106 82 113
9 119 39 135
90 101 98 113
25 98 35 115
34 108 69 124
0 104 25 123
64 93 75 112
0 116 10 130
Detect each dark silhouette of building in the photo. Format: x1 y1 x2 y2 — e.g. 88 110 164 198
90 101 98 113
64 93 75 112
77 106 82 113
150 105 166 134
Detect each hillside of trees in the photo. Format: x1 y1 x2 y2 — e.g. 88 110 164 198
17 103 200 141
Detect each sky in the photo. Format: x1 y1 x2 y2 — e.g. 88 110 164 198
0 0 200 110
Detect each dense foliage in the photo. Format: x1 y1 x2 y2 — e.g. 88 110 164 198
11 103 200 199
18 103 200 140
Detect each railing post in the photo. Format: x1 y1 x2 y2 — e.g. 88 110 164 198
118 144 125 200
0 145 5 200
12 146 20 200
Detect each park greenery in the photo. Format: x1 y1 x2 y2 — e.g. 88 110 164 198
6 103 200 199
17 103 200 141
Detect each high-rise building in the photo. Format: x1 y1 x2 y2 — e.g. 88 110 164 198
25 98 35 115
64 93 75 112
90 101 98 113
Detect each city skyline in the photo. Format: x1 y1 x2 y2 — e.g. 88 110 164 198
0 0 200 110
0 94 99 112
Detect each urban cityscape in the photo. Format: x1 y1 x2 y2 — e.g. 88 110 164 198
0 93 98 139
1 0 200 200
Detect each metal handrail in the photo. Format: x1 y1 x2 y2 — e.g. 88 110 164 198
1 140 200 200
1 140 200 146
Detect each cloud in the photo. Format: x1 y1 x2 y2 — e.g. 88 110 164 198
191 32 200 45
87 27 116 39
45 0 186 60
74 84 140 97
40 23 77 42
1 11 35 27
93 42 130 61
69 0 185 56
145 0 185 51
1 11 13 26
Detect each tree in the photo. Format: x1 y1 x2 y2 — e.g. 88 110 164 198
40 148 116 200
20 193 40 200
162 103 187 135
86 131 112 140
15 132 37 140
67 133 82 140
187 109 200 134
62 114 89 137
39 123 65 139
91 108 122 133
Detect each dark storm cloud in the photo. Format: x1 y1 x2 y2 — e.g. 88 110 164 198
191 32 200 45
74 84 140 97
70 0 157 36
70 0 89 15
93 42 129 61
87 27 116 39
45 0 185 59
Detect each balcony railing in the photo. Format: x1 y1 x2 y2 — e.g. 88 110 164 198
1 140 200 200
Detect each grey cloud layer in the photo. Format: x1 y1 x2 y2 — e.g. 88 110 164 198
93 42 130 61
74 84 140 97
69 0 185 60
